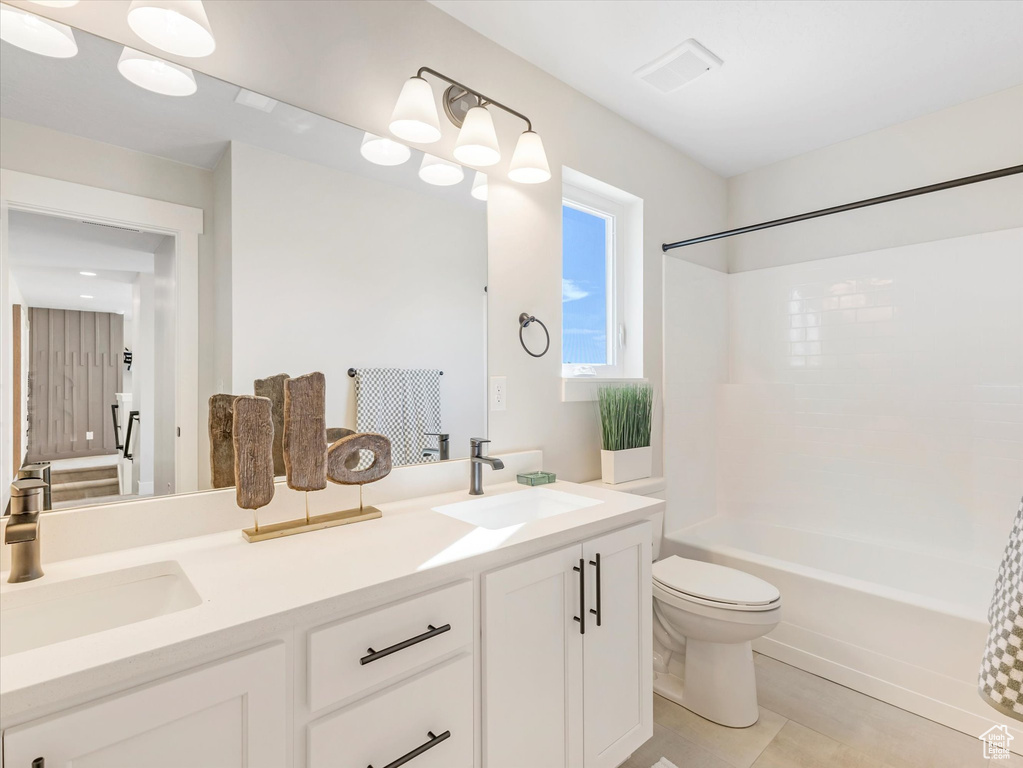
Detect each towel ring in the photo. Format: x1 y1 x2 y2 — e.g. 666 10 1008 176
519 313 550 358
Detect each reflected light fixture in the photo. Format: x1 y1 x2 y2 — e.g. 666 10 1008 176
389 76 442 144
419 154 464 186
126 0 216 58
360 132 411 166
79 294 93 299
0 6 77 58
79 271 97 277
471 172 488 202
454 106 500 167
508 131 551 184
391 67 549 183
118 46 197 96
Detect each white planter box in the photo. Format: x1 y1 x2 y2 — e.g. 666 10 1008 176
600 446 652 485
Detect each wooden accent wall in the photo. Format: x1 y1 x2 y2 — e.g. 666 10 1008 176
27 308 123 461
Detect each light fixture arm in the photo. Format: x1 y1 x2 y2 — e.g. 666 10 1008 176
417 66 533 132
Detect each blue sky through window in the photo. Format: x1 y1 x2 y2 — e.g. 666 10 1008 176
562 204 608 365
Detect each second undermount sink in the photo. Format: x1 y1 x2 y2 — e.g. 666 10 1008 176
432 487 602 530
0 561 202 657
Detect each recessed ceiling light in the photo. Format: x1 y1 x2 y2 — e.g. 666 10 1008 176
234 88 277 113
118 46 197 96
418 154 464 186
80 271 97 276
0 5 78 58
80 294 94 299
360 132 411 166
126 0 216 58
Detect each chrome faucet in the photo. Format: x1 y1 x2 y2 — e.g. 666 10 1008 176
469 438 504 495
6 478 47 583
423 432 450 461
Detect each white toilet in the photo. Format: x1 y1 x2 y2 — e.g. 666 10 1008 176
585 477 781 729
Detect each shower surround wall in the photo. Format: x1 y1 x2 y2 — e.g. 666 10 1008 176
720 228 1023 566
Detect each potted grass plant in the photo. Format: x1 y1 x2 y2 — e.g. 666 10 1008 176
598 383 653 484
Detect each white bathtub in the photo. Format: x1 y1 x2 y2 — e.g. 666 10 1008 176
662 517 1019 746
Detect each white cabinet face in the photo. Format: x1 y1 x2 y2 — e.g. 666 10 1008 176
582 525 653 768
3 644 287 768
483 544 584 768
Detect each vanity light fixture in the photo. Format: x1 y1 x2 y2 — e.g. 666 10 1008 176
419 154 464 187
390 67 550 182
79 271 97 277
360 132 411 166
471 172 488 201
126 0 215 58
0 6 78 58
118 46 197 96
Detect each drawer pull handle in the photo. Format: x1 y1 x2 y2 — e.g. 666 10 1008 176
368 729 450 768
573 558 585 635
589 552 602 627
360 623 451 665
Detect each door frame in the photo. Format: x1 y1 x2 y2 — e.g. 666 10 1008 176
1 169 203 494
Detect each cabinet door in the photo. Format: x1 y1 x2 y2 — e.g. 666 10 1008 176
483 544 584 768
3 644 287 768
582 523 652 768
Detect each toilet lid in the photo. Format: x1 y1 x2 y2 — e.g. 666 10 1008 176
652 556 780 607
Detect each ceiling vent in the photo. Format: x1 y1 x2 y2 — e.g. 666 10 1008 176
634 39 723 93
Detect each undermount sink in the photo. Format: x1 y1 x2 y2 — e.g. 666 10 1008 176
432 488 602 530
0 561 202 657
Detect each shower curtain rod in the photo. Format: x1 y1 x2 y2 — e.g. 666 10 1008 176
661 164 1023 252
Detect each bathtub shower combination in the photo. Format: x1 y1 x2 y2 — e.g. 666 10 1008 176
664 227 1023 746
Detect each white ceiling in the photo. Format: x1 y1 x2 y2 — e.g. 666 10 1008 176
431 0 1023 177
8 210 164 318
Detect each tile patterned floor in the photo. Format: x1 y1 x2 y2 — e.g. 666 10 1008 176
621 653 1021 768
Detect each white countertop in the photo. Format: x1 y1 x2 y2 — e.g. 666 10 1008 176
0 480 661 723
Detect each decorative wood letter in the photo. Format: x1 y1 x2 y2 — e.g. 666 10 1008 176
208 394 236 489
283 372 328 491
232 395 275 509
327 433 392 485
254 373 289 477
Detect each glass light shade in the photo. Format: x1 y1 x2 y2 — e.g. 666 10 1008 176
28 1 80 6
389 76 441 144
453 106 500 167
118 46 197 96
418 154 464 187
508 130 551 184
126 0 215 58
471 172 488 201
360 133 411 166
0 6 77 58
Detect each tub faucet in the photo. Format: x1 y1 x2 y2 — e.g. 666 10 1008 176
6 478 47 583
469 438 504 495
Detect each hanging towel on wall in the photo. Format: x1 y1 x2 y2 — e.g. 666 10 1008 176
355 368 442 466
979 496 1023 722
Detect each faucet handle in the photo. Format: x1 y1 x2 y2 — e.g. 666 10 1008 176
470 437 490 445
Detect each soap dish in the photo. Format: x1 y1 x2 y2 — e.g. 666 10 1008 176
517 470 556 486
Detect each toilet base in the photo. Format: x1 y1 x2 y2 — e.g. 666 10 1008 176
654 639 760 728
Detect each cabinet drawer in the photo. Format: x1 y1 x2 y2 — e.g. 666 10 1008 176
308 653 473 768
308 580 472 711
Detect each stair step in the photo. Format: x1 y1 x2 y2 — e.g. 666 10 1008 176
50 466 118 484
51 477 120 502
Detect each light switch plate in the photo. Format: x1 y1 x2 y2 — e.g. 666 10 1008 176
490 376 506 411
86 431 94 440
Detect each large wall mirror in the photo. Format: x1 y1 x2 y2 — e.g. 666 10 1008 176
1 18 488 514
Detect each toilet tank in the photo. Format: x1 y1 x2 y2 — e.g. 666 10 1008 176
583 477 665 560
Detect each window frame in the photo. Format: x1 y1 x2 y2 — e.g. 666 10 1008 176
561 183 627 379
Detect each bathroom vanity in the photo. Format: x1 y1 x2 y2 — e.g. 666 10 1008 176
0 481 659 768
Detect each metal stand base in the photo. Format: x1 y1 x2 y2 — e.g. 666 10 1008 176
242 506 381 543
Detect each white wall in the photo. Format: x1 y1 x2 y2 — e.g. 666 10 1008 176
153 238 176 495
130 274 155 496
225 142 487 452
662 258 728 533
15 0 729 483
726 85 1023 272
721 229 1023 565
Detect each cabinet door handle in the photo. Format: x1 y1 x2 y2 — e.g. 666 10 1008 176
573 558 585 635
368 729 450 768
589 553 602 627
360 624 451 665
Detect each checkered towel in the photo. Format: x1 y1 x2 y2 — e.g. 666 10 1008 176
979 497 1023 722
354 368 442 467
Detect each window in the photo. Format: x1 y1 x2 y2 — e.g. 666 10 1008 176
562 183 627 378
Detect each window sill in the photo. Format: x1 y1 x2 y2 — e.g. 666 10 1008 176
561 377 649 403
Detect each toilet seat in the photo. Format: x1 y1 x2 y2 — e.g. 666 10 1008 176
653 556 781 612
